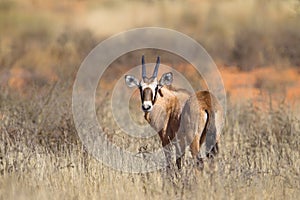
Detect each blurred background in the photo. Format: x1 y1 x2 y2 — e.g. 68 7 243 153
1 0 300 104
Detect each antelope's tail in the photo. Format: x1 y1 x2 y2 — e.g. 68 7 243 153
199 110 218 158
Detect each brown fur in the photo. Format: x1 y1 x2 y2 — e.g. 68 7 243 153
144 86 190 168
142 88 153 102
175 91 224 169
145 87 190 139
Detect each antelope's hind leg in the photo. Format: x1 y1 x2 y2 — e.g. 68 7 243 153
174 128 194 170
190 134 204 170
175 136 186 170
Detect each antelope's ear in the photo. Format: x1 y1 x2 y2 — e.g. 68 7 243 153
159 72 173 86
125 75 139 87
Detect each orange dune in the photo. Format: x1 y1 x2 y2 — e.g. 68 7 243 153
219 66 300 105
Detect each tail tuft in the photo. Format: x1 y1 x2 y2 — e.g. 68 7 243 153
203 110 218 159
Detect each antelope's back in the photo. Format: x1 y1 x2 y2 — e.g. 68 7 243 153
148 86 190 133
180 90 224 141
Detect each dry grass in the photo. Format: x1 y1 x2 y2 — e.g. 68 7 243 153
0 84 299 199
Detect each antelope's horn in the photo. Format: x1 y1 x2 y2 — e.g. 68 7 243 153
152 56 160 78
142 55 146 79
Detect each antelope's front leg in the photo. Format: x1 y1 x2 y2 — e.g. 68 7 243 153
158 130 173 171
162 139 173 170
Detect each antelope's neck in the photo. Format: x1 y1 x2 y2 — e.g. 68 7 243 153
144 86 190 125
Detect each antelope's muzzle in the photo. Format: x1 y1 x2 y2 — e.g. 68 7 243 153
142 88 153 112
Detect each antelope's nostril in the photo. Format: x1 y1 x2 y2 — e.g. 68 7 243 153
142 101 153 112
142 104 151 111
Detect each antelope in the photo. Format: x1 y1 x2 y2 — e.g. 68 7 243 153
125 56 223 170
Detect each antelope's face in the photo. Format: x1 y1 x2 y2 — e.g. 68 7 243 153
125 56 173 112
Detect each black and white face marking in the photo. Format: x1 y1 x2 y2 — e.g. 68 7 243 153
139 78 159 112
125 56 173 113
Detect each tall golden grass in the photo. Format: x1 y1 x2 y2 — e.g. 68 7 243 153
0 85 299 199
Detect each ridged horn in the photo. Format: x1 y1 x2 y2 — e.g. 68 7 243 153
152 56 160 78
142 55 146 79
